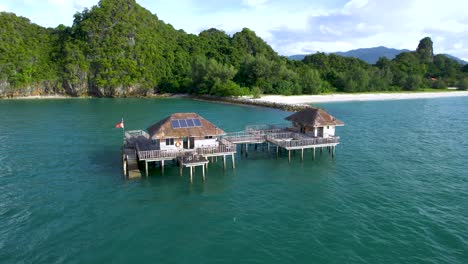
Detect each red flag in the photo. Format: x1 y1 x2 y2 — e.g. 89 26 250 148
116 118 124 129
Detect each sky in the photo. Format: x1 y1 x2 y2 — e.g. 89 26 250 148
1 0 467 60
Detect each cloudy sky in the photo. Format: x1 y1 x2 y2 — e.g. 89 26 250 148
1 0 467 59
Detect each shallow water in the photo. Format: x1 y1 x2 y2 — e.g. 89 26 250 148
0 98 467 263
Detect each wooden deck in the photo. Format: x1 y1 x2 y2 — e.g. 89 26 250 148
122 123 341 179
223 130 340 150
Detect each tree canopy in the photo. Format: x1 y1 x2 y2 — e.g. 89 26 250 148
1 0 467 97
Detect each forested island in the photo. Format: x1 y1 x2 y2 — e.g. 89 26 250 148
1 0 468 98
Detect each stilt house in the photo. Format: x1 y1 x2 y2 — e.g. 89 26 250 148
147 113 225 151
285 108 344 138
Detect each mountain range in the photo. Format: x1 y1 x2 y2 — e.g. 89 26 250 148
290 46 468 65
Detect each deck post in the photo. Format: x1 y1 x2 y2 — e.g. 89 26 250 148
245 144 248 156
288 150 291 164
123 158 127 177
332 146 335 158
161 160 165 175
180 163 183 176
267 143 270 152
301 148 304 162
223 155 226 170
189 166 193 183
202 165 206 181
276 146 279 159
145 160 148 177
231 153 235 169
313 147 316 160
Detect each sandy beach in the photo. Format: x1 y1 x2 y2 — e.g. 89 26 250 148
253 91 468 105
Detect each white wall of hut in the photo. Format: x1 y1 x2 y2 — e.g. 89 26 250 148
159 138 219 151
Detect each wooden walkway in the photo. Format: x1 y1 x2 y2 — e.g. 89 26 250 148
222 127 341 163
122 124 341 180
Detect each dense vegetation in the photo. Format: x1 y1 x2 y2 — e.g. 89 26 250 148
1 0 468 97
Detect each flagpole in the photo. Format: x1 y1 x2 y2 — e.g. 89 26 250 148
122 117 125 143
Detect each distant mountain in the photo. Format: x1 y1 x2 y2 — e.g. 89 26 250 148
288 54 308 61
289 46 467 65
334 46 411 64
443 54 467 65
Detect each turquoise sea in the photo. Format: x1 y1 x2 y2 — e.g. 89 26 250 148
0 98 467 264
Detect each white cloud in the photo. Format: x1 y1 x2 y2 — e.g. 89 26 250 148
242 0 269 8
344 0 369 10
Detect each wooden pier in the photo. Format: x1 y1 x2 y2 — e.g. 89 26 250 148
121 108 344 182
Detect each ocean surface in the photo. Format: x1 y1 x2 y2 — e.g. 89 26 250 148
0 98 467 264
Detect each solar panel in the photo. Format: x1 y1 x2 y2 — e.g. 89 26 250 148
193 118 202 127
171 120 180 128
179 119 188 128
186 119 194 127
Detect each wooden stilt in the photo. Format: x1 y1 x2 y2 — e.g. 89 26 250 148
145 161 148 177
223 155 226 170
255 144 258 151
180 163 183 176
276 146 279 159
189 166 193 183
231 153 235 169
267 143 270 152
245 144 248 156
123 159 127 177
202 165 206 181
161 160 165 175
301 148 304 162
313 147 316 160
320 147 323 154
332 146 335 158
288 150 291 164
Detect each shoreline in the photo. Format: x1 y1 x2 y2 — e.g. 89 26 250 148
1 95 73 100
252 91 468 105
2 91 468 112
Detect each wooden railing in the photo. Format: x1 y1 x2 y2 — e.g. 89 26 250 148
137 141 237 160
196 143 236 155
245 123 290 132
179 154 208 165
222 131 265 143
138 149 184 160
267 135 340 148
125 130 149 139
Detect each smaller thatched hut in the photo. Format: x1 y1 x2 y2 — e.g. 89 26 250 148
285 108 344 138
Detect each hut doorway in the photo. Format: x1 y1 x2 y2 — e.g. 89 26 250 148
183 137 188 149
317 127 324 137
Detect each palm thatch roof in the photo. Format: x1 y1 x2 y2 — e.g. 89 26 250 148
147 113 225 139
285 108 344 127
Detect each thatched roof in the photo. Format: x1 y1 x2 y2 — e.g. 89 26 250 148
147 113 225 139
285 108 344 127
